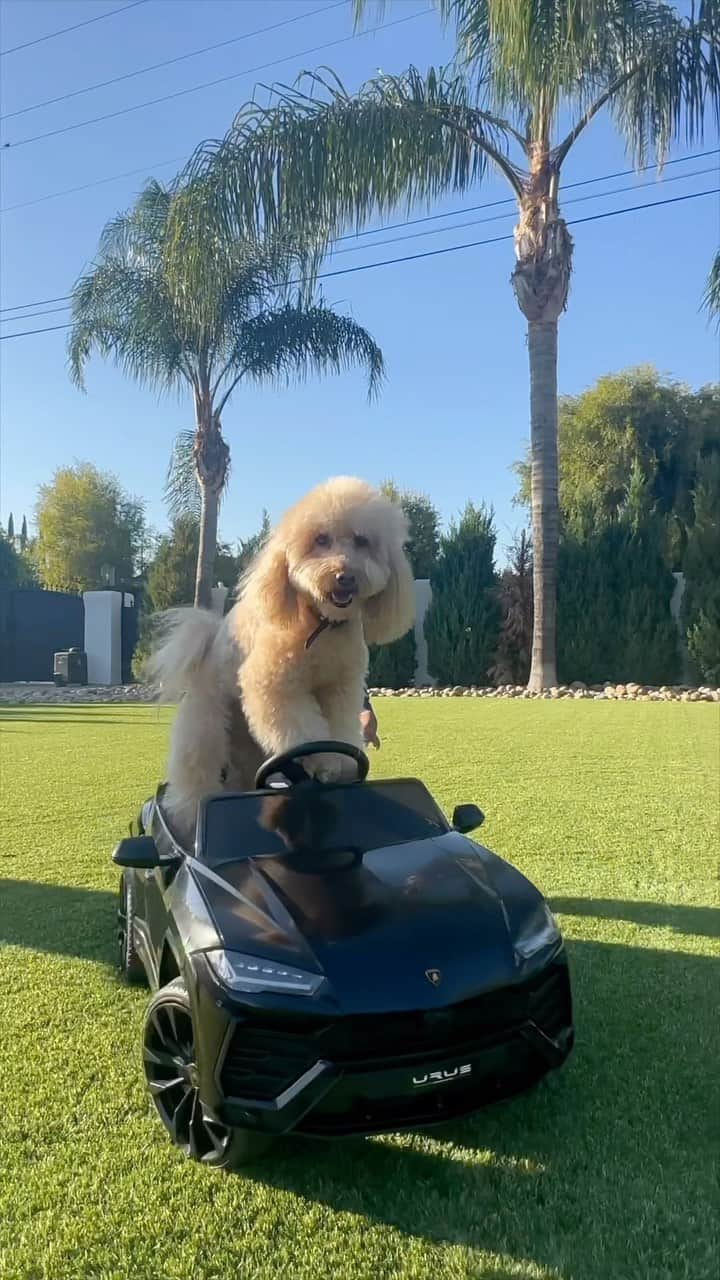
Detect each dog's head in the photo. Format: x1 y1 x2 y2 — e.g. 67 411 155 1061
241 477 415 645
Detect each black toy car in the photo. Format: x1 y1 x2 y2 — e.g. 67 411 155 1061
114 741 573 1169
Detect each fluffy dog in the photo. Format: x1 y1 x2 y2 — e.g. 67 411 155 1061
148 477 415 841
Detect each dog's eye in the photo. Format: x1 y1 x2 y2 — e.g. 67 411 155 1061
353 534 369 549
315 532 331 548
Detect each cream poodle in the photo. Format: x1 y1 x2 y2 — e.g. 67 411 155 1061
148 477 415 842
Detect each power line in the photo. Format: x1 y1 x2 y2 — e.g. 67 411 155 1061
1 186 715 340
1 8 433 151
329 165 718 257
2 151 715 314
334 147 720 243
0 155 189 215
1 1 149 58
313 187 719 283
6 164 717 323
1 2 346 122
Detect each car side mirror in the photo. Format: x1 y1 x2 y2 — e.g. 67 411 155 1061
113 835 167 869
452 803 484 834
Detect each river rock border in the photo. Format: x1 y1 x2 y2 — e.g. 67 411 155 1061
1 681 718 704
368 682 720 702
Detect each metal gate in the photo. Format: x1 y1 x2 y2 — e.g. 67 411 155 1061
0 588 84 682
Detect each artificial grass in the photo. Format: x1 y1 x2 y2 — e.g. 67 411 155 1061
0 700 717 1280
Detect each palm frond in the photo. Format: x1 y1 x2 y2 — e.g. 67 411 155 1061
171 64 519 277
164 428 232 521
67 257 187 391
703 250 720 326
164 431 201 521
225 302 384 403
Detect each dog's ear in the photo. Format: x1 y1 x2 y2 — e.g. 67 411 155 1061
363 536 416 647
240 537 297 628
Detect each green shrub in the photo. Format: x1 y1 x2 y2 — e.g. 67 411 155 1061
682 454 720 683
557 496 679 684
425 503 500 686
367 630 416 688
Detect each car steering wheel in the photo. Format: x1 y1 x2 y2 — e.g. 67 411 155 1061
254 740 369 789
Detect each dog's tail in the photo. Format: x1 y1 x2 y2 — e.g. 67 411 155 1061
144 607 223 702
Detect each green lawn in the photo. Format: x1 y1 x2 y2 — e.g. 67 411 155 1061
0 701 717 1280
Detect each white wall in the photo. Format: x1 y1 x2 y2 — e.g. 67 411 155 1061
83 591 122 684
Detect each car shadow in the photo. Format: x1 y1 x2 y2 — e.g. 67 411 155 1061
246 939 718 1278
0 878 117 965
550 895 720 939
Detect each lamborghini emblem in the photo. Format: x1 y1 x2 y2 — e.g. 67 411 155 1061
425 968 442 986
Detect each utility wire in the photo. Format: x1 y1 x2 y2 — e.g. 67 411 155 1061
2 151 715 315
334 147 720 242
329 165 718 257
1 3 346 121
1 186 715 340
6 164 717 322
1 1 149 57
1 8 433 151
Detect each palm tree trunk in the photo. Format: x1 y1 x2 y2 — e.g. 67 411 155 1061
512 183 572 690
193 399 230 609
527 319 559 690
195 477 220 610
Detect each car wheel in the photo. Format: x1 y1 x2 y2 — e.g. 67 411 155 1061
143 978 273 1169
118 873 147 985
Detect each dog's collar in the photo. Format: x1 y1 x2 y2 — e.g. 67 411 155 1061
305 614 348 650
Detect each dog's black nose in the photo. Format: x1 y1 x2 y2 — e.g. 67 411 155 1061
335 571 357 590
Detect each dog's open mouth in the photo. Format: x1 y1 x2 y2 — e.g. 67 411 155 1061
328 588 356 609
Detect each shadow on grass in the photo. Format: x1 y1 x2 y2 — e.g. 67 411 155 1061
0 707 161 725
0 879 117 965
551 895 720 939
1 881 717 1276
247 939 718 1278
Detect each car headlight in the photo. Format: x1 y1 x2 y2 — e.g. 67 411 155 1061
205 949 325 996
514 901 561 961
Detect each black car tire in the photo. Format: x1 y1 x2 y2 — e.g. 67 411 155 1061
144 978 273 1170
118 874 147 985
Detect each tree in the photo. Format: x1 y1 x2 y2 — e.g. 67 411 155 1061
6 513 14 544
172 0 719 685
425 502 500 685
19 516 28 552
69 181 384 609
380 481 440 579
34 463 144 593
490 529 533 686
682 454 720 683
236 510 270 579
515 368 720 567
557 473 679 684
0 532 20 588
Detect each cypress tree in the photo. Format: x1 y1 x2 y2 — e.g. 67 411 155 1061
425 503 500 686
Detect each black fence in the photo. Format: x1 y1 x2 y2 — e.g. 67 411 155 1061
0 588 84 683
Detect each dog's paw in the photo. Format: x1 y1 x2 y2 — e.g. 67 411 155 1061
302 752 358 783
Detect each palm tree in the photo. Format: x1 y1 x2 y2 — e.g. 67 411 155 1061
172 0 719 684
69 180 384 608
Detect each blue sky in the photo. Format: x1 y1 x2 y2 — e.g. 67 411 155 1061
1 0 718 558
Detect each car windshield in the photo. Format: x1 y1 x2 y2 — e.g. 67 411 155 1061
198 780 448 866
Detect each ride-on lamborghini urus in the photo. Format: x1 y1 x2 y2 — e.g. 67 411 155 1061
114 741 573 1169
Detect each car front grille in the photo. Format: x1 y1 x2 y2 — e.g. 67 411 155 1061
219 963 571 1101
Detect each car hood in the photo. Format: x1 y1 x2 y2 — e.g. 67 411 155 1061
189 833 547 1012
